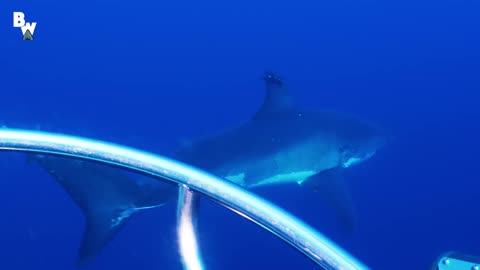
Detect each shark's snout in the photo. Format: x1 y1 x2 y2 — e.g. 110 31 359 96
338 132 389 168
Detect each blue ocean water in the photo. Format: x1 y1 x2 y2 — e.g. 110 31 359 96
1 0 479 269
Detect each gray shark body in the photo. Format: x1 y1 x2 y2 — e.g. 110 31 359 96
176 73 388 227
177 73 387 190
32 72 387 266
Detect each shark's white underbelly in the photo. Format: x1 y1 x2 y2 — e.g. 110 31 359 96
225 169 318 188
217 135 340 189
246 170 317 188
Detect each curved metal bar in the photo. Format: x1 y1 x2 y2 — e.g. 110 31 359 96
0 128 369 270
177 185 204 270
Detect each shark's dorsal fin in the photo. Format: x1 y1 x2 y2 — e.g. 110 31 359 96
253 72 294 120
32 155 174 266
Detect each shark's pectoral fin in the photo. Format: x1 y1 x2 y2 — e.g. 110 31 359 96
77 207 135 267
301 167 357 231
33 155 174 266
135 180 176 208
77 182 173 267
225 172 246 187
78 183 173 267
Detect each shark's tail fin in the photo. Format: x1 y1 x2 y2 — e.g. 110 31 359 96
31 154 175 267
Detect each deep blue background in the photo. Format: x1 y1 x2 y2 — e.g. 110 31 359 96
1 0 480 269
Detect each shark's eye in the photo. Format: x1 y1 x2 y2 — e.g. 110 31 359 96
339 145 349 153
340 143 357 152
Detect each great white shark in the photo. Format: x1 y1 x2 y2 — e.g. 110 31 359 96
174 72 388 228
31 72 388 266
177 72 387 189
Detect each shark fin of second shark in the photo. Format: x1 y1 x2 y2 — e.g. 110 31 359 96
300 167 357 231
253 72 295 120
32 154 174 267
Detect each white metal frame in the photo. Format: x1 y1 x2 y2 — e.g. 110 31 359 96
0 128 369 270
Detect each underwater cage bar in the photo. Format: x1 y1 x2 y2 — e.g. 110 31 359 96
1 128 467 270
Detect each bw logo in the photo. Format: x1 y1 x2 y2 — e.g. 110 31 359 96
13 12 37 40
